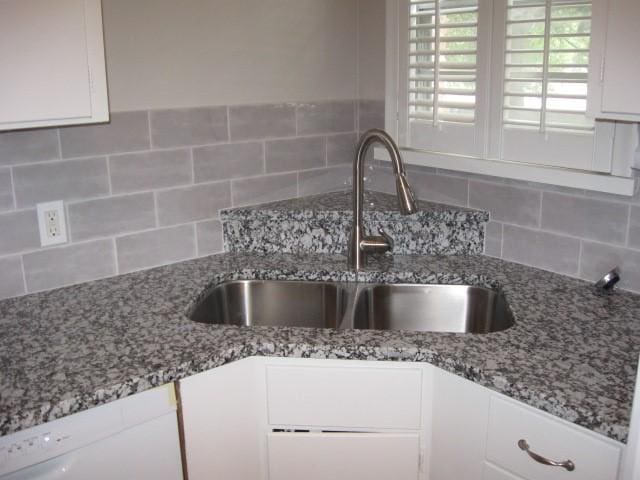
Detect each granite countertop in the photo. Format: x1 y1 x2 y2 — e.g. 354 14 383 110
221 190 490 223
1 252 639 443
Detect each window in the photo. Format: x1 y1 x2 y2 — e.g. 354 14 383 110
408 0 479 124
502 0 593 132
388 0 635 194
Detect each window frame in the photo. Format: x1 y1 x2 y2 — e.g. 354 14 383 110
383 0 636 195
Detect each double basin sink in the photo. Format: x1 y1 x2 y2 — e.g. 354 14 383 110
190 280 514 334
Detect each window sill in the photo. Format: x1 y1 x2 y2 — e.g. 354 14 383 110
374 147 636 196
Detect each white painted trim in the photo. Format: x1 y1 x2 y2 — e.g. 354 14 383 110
374 147 636 196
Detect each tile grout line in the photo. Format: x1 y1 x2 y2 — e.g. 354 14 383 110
538 191 543 228
576 240 584 278
152 191 160 228
55 129 63 159
189 148 195 184
146 111 153 150
112 237 120 275
192 222 199 257
105 156 113 195
19 254 28 295
625 204 632 247
8 167 16 210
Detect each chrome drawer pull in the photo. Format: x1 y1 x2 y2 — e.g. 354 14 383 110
518 439 575 472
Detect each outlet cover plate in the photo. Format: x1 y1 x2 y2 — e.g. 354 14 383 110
36 200 68 247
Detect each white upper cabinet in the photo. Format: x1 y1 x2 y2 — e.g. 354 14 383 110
588 0 640 121
0 0 109 131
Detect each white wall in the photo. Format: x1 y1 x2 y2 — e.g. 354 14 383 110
357 0 386 100
102 0 359 112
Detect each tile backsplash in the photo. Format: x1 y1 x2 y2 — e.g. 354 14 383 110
371 160 640 293
2 97 639 298
0 100 365 299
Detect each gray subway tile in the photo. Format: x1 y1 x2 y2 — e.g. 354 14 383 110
406 164 438 175
193 142 263 182
541 192 629 244
484 221 502 258
229 103 296 141
437 168 505 184
60 111 150 158
13 157 109 208
367 166 396 195
0 256 25 299
117 225 195 274
0 168 13 212
23 239 116 292
502 225 580 275
297 101 356 135
412 172 468 207
231 173 297 207
580 242 640 293
0 129 60 166
358 99 385 132
628 206 640 249
0 210 40 255
68 193 156 242
156 182 231 226
196 220 223 256
298 166 351 196
327 133 357 166
469 181 540 227
265 137 325 173
150 107 228 148
110 149 192 194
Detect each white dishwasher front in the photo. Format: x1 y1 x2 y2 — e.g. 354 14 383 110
0 385 183 480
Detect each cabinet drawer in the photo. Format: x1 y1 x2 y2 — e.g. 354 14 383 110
266 365 422 429
482 462 525 480
486 397 621 480
267 432 420 480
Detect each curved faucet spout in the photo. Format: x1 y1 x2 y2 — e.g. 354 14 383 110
348 129 418 271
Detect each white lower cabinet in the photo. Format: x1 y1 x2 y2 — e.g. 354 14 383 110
179 357 627 480
267 432 421 480
486 397 622 480
482 462 525 480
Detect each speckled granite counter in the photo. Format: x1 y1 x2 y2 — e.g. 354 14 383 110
1 252 639 443
222 191 489 255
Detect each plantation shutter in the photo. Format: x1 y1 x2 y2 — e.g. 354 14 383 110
400 0 487 156
498 0 614 171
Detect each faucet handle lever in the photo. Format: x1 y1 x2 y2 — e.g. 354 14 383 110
360 228 393 255
377 228 394 251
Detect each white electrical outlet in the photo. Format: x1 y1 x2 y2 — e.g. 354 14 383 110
37 201 68 246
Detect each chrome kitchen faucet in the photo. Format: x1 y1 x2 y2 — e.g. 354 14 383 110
348 129 418 271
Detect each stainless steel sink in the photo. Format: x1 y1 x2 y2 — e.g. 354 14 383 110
346 284 513 333
189 280 513 333
189 280 346 328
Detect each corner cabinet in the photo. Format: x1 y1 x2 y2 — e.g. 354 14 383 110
0 0 109 131
178 357 627 480
587 0 640 121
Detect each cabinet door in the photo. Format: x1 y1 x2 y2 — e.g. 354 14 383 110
179 359 264 480
428 368 491 480
588 0 640 120
0 0 108 130
267 432 421 480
